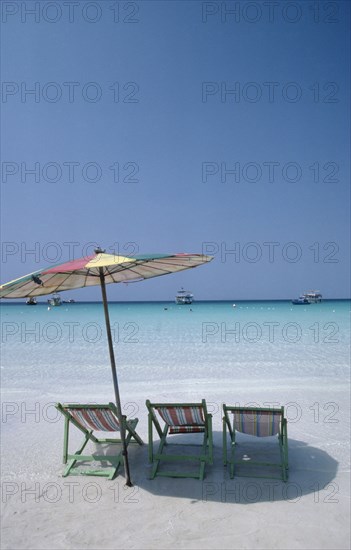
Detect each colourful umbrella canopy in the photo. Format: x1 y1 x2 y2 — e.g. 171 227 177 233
0 252 213 298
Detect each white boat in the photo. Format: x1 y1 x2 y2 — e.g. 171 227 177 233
26 297 37 305
47 293 62 306
303 291 322 303
175 288 193 304
292 290 322 305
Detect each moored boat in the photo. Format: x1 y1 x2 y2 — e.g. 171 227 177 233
303 291 322 303
175 288 193 304
47 293 62 306
292 290 322 305
26 297 37 305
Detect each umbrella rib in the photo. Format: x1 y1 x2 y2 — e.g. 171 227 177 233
134 258 204 272
99 259 201 283
42 271 80 292
83 267 95 287
42 269 100 292
82 268 89 287
104 265 116 280
111 264 146 281
90 259 201 283
116 259 190 277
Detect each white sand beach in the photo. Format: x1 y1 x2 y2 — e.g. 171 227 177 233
1 378 350 550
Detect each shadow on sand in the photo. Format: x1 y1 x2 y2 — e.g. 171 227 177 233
94 431 339 505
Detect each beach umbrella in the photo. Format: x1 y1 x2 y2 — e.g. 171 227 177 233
0 249 213 485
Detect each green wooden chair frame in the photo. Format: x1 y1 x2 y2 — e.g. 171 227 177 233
146 399 213 480
56 402 143 480
223 405 288 481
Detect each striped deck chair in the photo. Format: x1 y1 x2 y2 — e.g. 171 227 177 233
223 405 288 481
146 399 213 480
55 403 143 480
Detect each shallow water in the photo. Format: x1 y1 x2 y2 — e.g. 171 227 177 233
1 300 350 394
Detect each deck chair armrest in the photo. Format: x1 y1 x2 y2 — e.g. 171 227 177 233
222 408 234 438
108 402 126 423
282 417 288 436
146 400 164 438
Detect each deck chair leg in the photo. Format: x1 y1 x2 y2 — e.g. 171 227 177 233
278 421 288 481
278 436 286 481
199 432 208 481
107 457 123 480
208 416 213 465
126 418 143 446
63 430 92 477
199 421 213 480
223 418 227 466
284 420 289 467
230 432 237 479
282 420 289 478
63 416 69 464
151 428 168 479
148 412 154 463
199 461 206 481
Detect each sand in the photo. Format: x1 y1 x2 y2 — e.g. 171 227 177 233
1 381 350 549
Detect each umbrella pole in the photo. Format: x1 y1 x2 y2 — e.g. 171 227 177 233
98 268 132 487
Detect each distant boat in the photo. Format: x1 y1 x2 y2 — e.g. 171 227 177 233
62 299 75 303
175 288 193 304
26 297 37 305
292 290 322 305
47 293 62 307
303 291 322 303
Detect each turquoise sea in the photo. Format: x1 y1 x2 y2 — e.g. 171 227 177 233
1 300 350 395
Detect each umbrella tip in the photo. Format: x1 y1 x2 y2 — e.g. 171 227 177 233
94 247 105 254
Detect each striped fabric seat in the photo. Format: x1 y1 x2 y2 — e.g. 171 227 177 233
233 409 281 437
223 404 288 481
169 425 205 434
156 406 205 434
67 407 120 432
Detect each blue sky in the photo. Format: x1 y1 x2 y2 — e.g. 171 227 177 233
1 0 350 301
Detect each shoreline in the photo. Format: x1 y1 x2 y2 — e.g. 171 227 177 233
1 298 351 305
